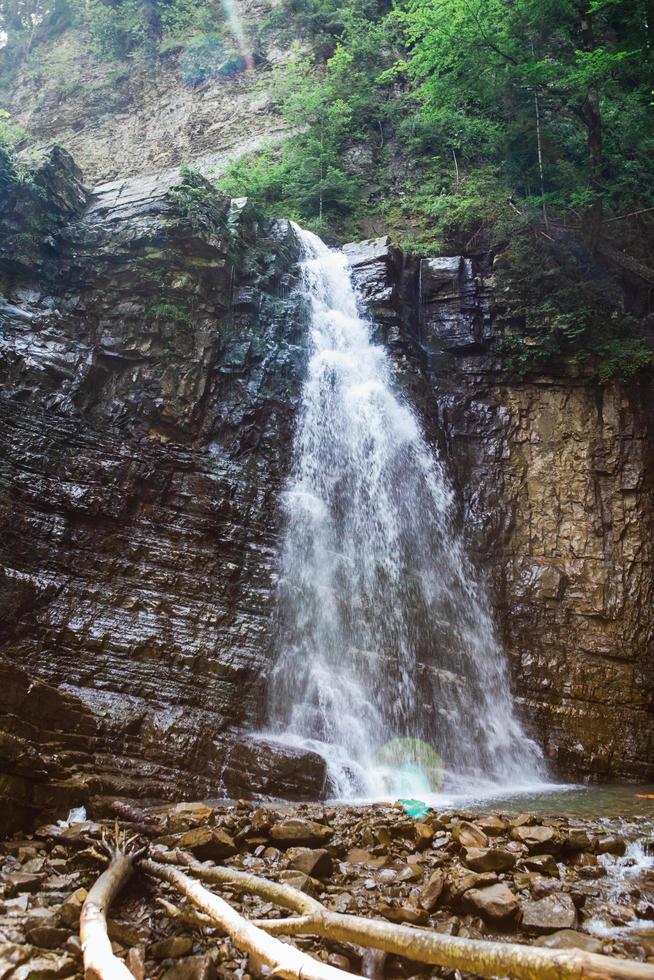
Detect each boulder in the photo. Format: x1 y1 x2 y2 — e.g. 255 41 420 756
286 846 333 878
521 854 560 877
270 818 333 847
451 821 488 849
464 883 519 923
161 956 216 980
178 827 237 861
521 894 577 934
511 825 559 853
163 803 215 833
535 930 603 954
221 738 328 801
419 869 445 911
149 936 194 960
463 847 516 873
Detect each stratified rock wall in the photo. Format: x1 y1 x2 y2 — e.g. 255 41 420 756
0 150 309 830
346 239 654 781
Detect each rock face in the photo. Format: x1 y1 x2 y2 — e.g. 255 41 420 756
1 156 653 831
0 148 309 830
344 235 654 782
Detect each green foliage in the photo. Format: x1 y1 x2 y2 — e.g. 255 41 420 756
0 108 27 149
495 232 653 382
150 300 193 325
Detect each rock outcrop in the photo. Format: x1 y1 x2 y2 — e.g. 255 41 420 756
1 153 653 834
0 148 310 830
346 237 654 781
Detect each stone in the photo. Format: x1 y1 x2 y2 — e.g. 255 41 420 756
278 871 316 895
4 872 42 895
419 869 445 911
161 955 217 980
163 803 215 833
521 894 577 934
221 738 328 801
511 825 558 853
462 847 516 873
178 827 237 861
475 815 507 837
451 822 488 848
535 929 603 953
448 869 499 903
126 947 146 980
270 818 333 847
9 952 76 979
25 926 71 948
521 854 560 877
596 836 627 856
149 936 194 960
382 906 429 925
59 887 88 927
286 847 333 878
327 954 350 971
464 884 519 923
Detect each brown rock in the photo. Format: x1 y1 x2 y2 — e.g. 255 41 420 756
521 894 577 934
451 821 488 848
414 822 434 849
465 883 519 923
278 870 317 895
596 835 626 856
511 825 558 853
535 929 603 953
150 936 194 960
564 829 591 852
521 854 560 877
126 947 146 980
419 869 445 911
60 887 88 927
161 954 217 980
448 869 499 903
270 818 333 847
475 815 507 837
383 906 429 925
164 803 215 833
25 927 70 949
463 847 516 873
9 952 76 979
4 872 42 896
286 846 332 878
178 827 237 861
327 954 350 971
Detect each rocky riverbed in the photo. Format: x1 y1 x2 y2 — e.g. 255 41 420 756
1 799 653 978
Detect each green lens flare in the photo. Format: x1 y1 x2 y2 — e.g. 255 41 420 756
374 737 444 792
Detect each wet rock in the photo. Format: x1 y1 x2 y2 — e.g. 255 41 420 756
419 869 445 911
9 951 76 979
4 872 43 896
278 870 317 895
596 836 627 856
451 822 488 849
59 887 88 927
462 847 516 873
382 906 429 925
221 738 329 801
464 883 519 923
447 869 499 903
163 803 215 833
270 818 333 848
521 893 577 934
162 954 217 980
178 827 237 861
511 825 559 853
150 936 194 960
25 926 70 948
475 815 507 837
126 947 146 980
360 948 387 979
535 929 603 953
286 847 333 878
521 854 560 877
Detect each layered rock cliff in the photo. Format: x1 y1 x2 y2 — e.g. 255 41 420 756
1 150 652 834
347 240 654 783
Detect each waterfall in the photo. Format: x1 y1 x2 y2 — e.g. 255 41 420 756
266 226 544 799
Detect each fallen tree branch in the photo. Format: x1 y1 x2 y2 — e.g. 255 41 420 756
141 858 357 980
154 851 654 980
80 830 144 980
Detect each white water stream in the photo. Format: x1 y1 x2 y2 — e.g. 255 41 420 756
265 227 545 799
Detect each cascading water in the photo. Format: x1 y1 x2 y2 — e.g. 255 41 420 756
265 226 544 799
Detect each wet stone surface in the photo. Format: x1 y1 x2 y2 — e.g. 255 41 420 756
0 800 652 978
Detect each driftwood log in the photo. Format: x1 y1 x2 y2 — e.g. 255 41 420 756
143 849 654 980
79 831 144 980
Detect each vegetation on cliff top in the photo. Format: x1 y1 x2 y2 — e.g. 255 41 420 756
1 0 653 380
